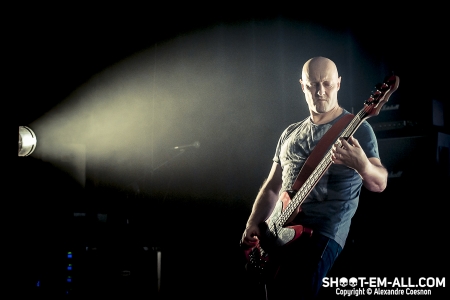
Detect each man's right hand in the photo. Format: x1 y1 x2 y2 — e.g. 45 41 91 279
240 224 261 248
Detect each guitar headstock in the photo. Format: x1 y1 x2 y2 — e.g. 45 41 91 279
362 74 400 119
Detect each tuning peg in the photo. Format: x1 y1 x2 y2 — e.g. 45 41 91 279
384 71 395 79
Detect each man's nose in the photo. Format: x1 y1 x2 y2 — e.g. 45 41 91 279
317 84 325 96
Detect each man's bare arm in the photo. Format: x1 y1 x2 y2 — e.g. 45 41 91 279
241 162 283 246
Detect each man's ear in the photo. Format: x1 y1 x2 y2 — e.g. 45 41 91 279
299 79 305 92
336 76 341 90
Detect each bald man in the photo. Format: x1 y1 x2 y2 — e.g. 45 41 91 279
241 57 388 299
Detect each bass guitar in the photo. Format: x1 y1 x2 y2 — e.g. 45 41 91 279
241 74 400 284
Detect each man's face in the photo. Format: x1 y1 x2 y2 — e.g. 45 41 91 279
300 60 341 114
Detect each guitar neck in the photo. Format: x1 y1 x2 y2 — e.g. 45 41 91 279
276 110 368 227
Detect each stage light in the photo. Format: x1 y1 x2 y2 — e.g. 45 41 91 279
18 126 37 157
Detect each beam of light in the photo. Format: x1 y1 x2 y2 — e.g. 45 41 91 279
27 19 374 199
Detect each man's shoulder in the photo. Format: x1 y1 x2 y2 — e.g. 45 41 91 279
279 119 308 137
285 117 310 131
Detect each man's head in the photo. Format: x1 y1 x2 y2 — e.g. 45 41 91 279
300 56 341 115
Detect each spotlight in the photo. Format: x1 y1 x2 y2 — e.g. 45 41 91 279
18 126 37 157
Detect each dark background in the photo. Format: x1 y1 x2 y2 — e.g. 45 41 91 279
10 4 448 299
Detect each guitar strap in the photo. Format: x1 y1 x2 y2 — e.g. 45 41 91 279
291 113 354 191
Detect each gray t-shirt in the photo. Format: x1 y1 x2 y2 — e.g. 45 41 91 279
273 109 379 248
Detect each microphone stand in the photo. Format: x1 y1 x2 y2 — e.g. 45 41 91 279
146 149 189 207
142 148 189 295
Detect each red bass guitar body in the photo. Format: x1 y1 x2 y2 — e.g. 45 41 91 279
241 191 313 283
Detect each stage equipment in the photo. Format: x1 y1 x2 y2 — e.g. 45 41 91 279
18 126 37 157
